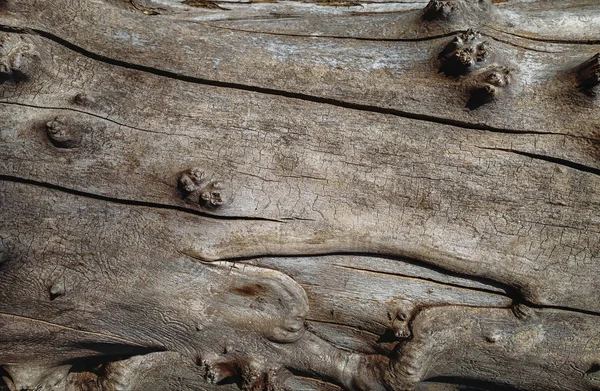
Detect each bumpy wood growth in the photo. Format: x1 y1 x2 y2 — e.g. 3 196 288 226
0 0 599 390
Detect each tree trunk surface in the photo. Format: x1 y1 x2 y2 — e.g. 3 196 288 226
0 0 599 390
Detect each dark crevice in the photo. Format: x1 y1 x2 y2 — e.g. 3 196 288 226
202 22 462 42
182 249 514 298
488 26 600 45
514 300 600 318
332 263 507 296
0 367 12 391
63 344 166 368
183 251 600 317
480 147 600 178
0 100 167 135
0 25 571 138
425 377 526 391
0 174 283 223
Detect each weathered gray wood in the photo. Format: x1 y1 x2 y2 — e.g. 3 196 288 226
2 0 600 138
1 0 599 390
1 37 599 313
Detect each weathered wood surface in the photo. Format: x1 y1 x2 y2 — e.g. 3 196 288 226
0 0 599 390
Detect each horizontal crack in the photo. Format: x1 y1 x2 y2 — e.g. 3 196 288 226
180 251 600 317
202 22 462 42
482 32 557 53
488 26 600 45
0 101 172 137
0 174 284 223
0 25 573 138
479 147 600 178
0 312 152 348
332 263 508 297
305 318 383 337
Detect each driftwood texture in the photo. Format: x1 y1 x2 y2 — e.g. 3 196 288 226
0 0 599 390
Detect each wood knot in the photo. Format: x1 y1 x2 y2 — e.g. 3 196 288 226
577 53 600 96
71 92 96 107
178 168 204 194
178 169 229 209
484 331 502 343
379 309 413 342
198 357 282 391
0 33 36 84
423 0 455 21
440 29 489 76
46 116 85 148
48 282 65 301
467 66 510 109
200 181 226 209
201 360 236 385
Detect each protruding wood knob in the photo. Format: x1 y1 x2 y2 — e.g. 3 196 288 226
440 29 489 76
577 53 600 95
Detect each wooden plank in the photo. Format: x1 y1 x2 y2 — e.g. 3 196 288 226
0 180 511 390
1 36 599 312
0 1 599 137
1 1 600 389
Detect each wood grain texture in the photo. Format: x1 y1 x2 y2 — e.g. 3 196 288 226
1 33 599 313
0 0 599 390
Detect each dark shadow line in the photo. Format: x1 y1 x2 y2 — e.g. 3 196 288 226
0 174 283 223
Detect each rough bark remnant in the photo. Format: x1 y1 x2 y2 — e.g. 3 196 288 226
0 0 599 390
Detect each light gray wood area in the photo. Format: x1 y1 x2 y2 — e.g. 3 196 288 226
1 0 599 390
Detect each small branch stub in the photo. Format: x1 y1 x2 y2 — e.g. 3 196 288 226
577 53 600 95
178 167 204 195
48 282 65 301
467 66 510 109
423 0 455 21
0 33 35 84
46 116 84 148
178 168 229 209
440 29 489 77
71 92 96 107
200 181 225 209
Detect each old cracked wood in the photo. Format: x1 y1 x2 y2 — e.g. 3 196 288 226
0 0 599 390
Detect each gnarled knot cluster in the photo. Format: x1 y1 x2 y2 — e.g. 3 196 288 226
439 29 513 109
439 29 489 77
178 168 227 209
